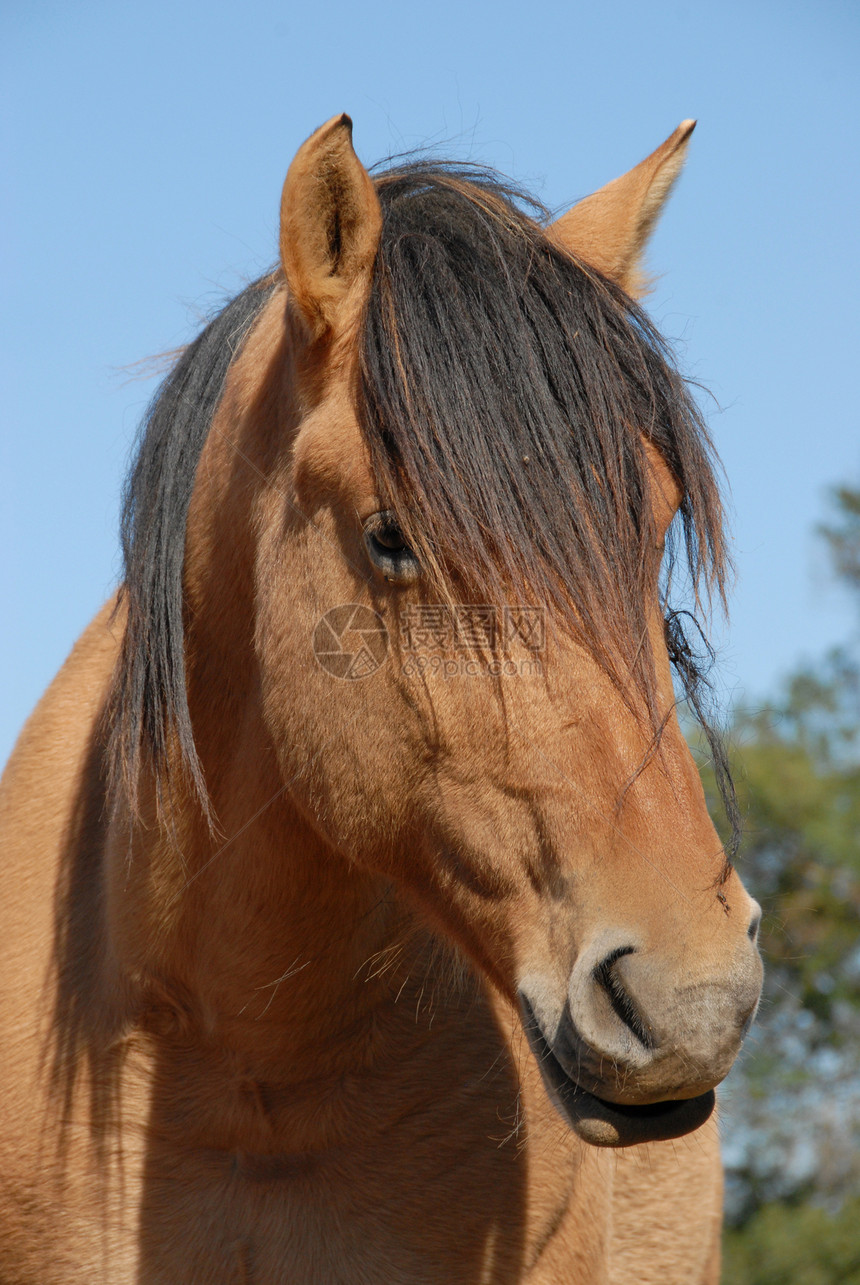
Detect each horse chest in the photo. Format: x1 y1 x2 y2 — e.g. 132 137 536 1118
4 1079 606 1284
134 1150 608 1285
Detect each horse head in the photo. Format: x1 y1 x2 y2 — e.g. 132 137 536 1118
231 115 763 1147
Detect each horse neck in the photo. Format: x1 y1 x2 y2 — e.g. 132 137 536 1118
107 293 449 1110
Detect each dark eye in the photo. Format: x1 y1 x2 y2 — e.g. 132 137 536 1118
363 511 421 583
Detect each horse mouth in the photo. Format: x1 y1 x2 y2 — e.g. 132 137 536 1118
519 996 716 1148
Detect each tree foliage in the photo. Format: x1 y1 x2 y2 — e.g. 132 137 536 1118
722 1194 860 1285
726 650 860 1027
690 484 860 1271
821 484 860 598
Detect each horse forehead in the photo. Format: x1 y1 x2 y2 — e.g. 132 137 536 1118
292 390 378 512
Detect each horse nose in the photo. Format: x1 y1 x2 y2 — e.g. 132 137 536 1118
592 941 762 1050
592 946 655 1051
563 932 764 1099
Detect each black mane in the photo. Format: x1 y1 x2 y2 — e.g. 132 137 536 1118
360 161 738 858
110 274 276 815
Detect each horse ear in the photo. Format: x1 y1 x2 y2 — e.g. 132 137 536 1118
549 121 695 298
280 114 382 339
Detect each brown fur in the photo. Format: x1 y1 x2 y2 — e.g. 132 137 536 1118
0 117 760 1282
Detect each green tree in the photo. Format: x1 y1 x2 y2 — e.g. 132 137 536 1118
722 1195 860 1285
694 485 860 1250
821 484 860 597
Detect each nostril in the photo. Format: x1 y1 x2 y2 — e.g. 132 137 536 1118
747 913 761 943
593 947 654 1051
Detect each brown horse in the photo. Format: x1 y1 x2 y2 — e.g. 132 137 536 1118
0 116 762 1283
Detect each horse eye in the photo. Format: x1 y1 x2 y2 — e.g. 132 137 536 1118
372 518 408 552
363 511 420 583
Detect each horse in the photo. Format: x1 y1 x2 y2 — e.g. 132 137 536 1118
0 115 762 1283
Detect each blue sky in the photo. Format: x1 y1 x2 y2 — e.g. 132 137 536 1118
2 0 858 763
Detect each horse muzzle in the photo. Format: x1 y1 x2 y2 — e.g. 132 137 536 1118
518 921 763 1147
519 993 717 1146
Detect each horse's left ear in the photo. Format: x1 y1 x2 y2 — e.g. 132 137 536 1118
280 113 382 340
549 120 695 298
